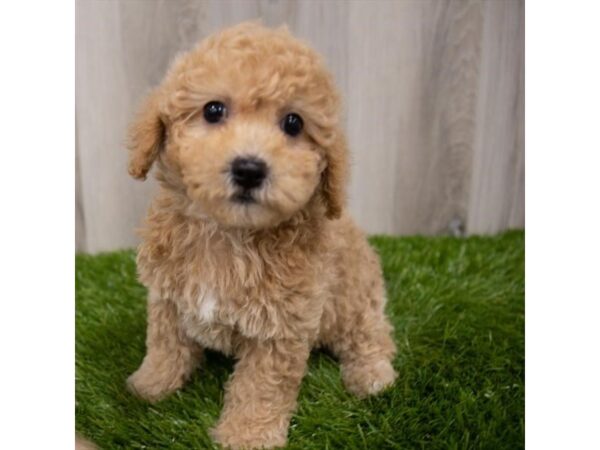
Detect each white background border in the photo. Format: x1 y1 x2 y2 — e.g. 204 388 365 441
0 1 74 448
526 0 600 448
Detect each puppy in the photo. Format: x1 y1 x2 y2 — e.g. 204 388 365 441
126 23 397 449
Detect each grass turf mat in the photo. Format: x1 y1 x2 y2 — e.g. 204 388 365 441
76 231 524 449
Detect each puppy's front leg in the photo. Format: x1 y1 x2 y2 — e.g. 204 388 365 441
127 294 202 402
211 339 309 449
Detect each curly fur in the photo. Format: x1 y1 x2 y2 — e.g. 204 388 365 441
126 23 397 449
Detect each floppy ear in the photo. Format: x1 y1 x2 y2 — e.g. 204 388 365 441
322 131 349 219
127 89 165 180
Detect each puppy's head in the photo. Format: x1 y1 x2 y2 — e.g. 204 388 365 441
128 23 347 229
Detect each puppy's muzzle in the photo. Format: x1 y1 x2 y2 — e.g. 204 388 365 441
231 156 268 190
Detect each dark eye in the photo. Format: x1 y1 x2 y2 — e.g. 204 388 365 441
281 113 304 137
203 101 227 124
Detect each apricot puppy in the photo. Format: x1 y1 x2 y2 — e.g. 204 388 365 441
127 23 397 449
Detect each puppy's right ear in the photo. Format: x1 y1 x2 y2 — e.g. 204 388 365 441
127 89 165 180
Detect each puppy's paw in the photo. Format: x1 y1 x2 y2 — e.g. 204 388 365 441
211 416 288 449
342 358 397 398
126 360 185 402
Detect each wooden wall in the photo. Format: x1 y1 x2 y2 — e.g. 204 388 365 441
76 0 524 253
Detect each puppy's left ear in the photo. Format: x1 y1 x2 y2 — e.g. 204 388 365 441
127 89 165 180
322 132 349 219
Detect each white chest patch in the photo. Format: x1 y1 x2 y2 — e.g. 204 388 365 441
197 288 218 323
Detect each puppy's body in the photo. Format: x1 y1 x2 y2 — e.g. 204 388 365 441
127 23 396 449
137 190 393 357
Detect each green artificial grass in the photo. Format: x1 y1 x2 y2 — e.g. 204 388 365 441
76 231 524 449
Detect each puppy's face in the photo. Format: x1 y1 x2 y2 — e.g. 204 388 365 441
128 23 347 229
172 98 324 228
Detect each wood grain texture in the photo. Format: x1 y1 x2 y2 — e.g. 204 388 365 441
467 0 525 234
76 0 524 252
346 0 484 235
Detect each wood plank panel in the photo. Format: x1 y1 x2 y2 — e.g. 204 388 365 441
347 0 484 235
467 0 525 234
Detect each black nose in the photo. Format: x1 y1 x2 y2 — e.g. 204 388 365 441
230 157 268 190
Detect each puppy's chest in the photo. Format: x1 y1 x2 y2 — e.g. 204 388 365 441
172 257 275 353
177 284 238 354
190 286 220 323
141 232 328 350
174 255 262 328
